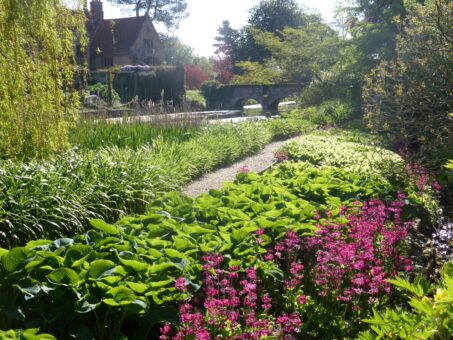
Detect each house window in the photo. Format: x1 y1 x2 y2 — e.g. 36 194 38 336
104 57 113 67
144 39 153 50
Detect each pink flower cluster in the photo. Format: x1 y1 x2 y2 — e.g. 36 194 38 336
261 197 413 308
405 162 441 194
161 253 302 339
274 150 289 163
237 165 251 174
304 198 412 303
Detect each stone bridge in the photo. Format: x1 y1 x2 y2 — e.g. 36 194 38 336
210 83 303 115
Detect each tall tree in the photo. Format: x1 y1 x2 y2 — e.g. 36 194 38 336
215 0 321 71
243 0 320 63
214 20 238 56
108 0 188 29
345 0 408 70
247 0 306 33
252 22 341 84
213 20 239 82
331 0 423 107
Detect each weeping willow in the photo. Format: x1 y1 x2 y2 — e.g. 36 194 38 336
0 0 86 160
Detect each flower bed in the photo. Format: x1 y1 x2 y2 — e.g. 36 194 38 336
0 132 446 338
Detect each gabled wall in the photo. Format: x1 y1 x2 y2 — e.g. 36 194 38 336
129 17 164 65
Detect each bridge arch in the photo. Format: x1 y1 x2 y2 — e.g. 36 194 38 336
230 95 262 111
210 84 303 115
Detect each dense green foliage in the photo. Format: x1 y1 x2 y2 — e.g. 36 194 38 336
0 0 85 160
0 147 166 248
244 24 340 85
215 0 318 67
0 132 440 338
363 0 453 168
282 132 440 221
0 120 310 247
0 0 451 337
342 0 407 76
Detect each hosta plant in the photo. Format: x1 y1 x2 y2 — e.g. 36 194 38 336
0 328 55 340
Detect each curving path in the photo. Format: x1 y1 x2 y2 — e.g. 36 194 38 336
182 137 297 197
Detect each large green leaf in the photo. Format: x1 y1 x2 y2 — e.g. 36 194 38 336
0 247 8 258
118 258 148 273
46 268 79 286
88 259 116 279
148 262 180 274
182 224 215 237
1 247 28 272
103 286 136 306
172 236 196 251
122 299 148 315
14 284 41 301
126 282 149 294
64 244 92 268
231 226 257 243
90 219 120 235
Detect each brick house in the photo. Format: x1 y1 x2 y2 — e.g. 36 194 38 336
86 0 164 70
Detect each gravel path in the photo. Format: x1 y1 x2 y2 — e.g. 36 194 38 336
182 138 297 197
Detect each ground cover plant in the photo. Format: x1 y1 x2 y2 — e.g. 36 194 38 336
0 119 311 247
281 133 441 222
0 133 443 338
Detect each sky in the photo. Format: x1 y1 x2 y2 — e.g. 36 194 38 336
100 0 342 57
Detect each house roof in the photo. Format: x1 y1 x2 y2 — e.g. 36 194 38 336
89 16 147 55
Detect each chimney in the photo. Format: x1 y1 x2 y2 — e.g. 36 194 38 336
90 0 104 21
